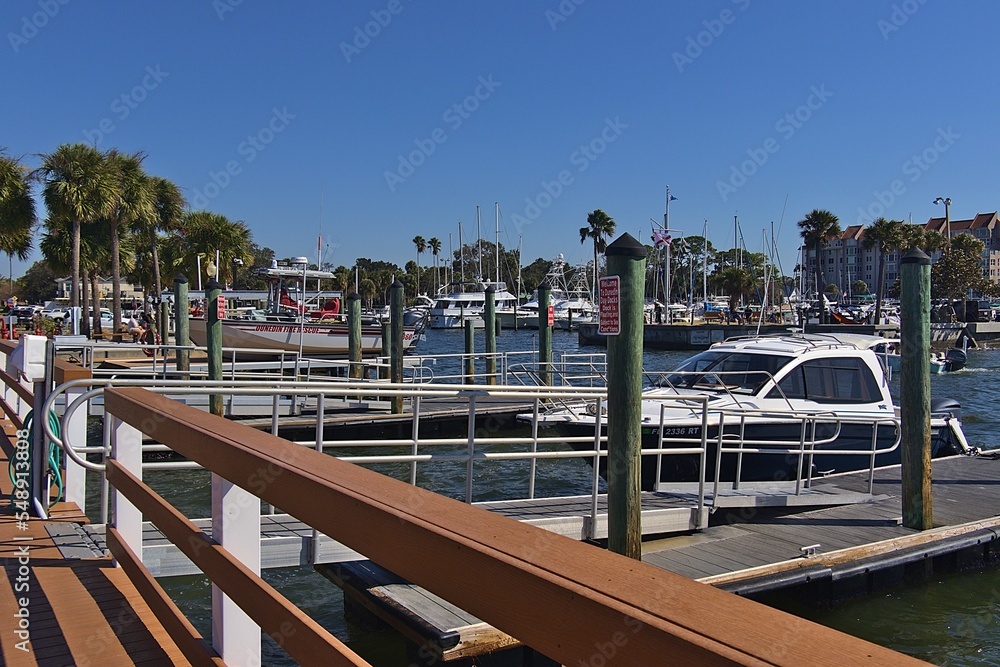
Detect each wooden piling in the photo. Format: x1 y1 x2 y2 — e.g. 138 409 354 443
899 248 933 530
604 233 646 559
173 275 190 377
347 293 362 380
484 286 497 385
390 280 404 413
537 281 552 386
464 319 475 384
206 279 223 416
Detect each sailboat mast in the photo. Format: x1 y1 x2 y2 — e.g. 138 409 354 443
458 223 465 283
494 202 500 283
702 219 708 302
476 206 483 280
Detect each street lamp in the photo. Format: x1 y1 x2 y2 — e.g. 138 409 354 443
933 196 952 241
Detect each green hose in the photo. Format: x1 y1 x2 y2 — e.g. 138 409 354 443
7 408 63 508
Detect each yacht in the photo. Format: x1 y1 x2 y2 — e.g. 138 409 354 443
524 333 971 490
428 279 518 329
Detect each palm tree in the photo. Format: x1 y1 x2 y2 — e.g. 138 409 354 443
412 235 426 297
579 209 616 298
104 149 154 329
179 211 254 287
42 217 117 335
428 237 442 294
37 143 116 309
797 209 841 299
712 267 758 321
861 217 904 324
135 176 184 300
0 152 37 295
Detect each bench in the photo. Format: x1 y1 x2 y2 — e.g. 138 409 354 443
703 310 725 324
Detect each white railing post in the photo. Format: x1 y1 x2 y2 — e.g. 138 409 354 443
211 472 261 664
109 414 142 563
62 385 88 510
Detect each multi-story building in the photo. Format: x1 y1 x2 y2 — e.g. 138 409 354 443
802 211 1000 297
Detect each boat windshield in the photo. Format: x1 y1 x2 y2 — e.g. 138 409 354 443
657 350 794 394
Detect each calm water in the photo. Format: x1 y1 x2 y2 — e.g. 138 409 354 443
150 328 1000 666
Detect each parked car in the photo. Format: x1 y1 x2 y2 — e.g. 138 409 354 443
41 305 70 321
9 304 42 324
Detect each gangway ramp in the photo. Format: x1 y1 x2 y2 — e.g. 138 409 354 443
656 480 885 509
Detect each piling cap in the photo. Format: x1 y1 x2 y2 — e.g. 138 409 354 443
391 279 403 289
605 232 646 258
485 285 495 294
900 247 931 265
538 280 551 291
347 292 360 301
173 274 188 285
206 278 221 290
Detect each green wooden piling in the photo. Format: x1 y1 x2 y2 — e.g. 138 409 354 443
464 319 475 384
604 233 646 560
899 248 933 530
537 281 552 385
484 286 497 385
390 280 404 413
347 293 362 380
173 275 190 377
206 279 223 416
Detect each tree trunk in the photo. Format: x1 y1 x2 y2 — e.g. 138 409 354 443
151 230 162 299
81 268 91 336
874 250 887 324
90 271 101 335
71 219 81 309
111 220 122 337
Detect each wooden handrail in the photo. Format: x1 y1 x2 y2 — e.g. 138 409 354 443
105 459 370 667
105 387 929 666
106 526 226 667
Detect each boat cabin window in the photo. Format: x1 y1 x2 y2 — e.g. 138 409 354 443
767 357 883 403
661 351 793 394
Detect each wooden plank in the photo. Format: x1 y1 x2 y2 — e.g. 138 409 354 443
105 459 371 667
105 527 224 667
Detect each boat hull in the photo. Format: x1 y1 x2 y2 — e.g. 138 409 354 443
188 318 416 357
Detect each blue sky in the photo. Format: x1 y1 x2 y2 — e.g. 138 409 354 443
3 0 998 282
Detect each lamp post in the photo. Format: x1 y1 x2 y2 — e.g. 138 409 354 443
933 196 952 241
292 256 308 379
230 257 243 290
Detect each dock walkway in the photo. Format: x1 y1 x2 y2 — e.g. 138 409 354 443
0 417 200 666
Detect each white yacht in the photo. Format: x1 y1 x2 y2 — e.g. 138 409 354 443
428 279 518 329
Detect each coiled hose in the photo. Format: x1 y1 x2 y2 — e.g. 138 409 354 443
7 409 63 507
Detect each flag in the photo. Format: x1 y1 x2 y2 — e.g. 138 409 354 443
652 230 671 248
669 194 678 201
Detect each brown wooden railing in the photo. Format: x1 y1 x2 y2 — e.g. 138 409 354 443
103 386 928 666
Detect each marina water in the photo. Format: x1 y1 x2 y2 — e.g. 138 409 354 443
149 328 1000 665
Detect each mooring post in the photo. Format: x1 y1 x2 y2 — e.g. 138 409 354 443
604 233 646 559
390 280 404 413
206 278 223 416
538 280 552 386
380 322 391 380
484 285 497 385
900 248 933 530
347 293 362 380
464 319 475 384
173 275 190 378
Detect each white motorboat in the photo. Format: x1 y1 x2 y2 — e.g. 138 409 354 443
524 333 971 490
188 262 421 356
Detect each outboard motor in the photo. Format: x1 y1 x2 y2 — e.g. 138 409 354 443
930 397 962 421
944 347 968 372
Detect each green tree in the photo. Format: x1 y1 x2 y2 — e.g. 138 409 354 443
17 261 59 305
711 266 757 318
0 151 36 295
579 209 616 297
178 211 254 287
852 280 868 295
136 176 184 299
797 209 841 298
931 233 987 300
412 235 426 296
37 143 116 308
104 149 154 327
861 217 904 323
428 236 442 294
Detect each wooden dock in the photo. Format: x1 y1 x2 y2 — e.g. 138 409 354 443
0 417 203 666
315 452 1000 663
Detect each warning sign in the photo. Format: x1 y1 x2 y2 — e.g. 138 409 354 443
216 294 227 320
547 304 554 327
598 276 620 335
